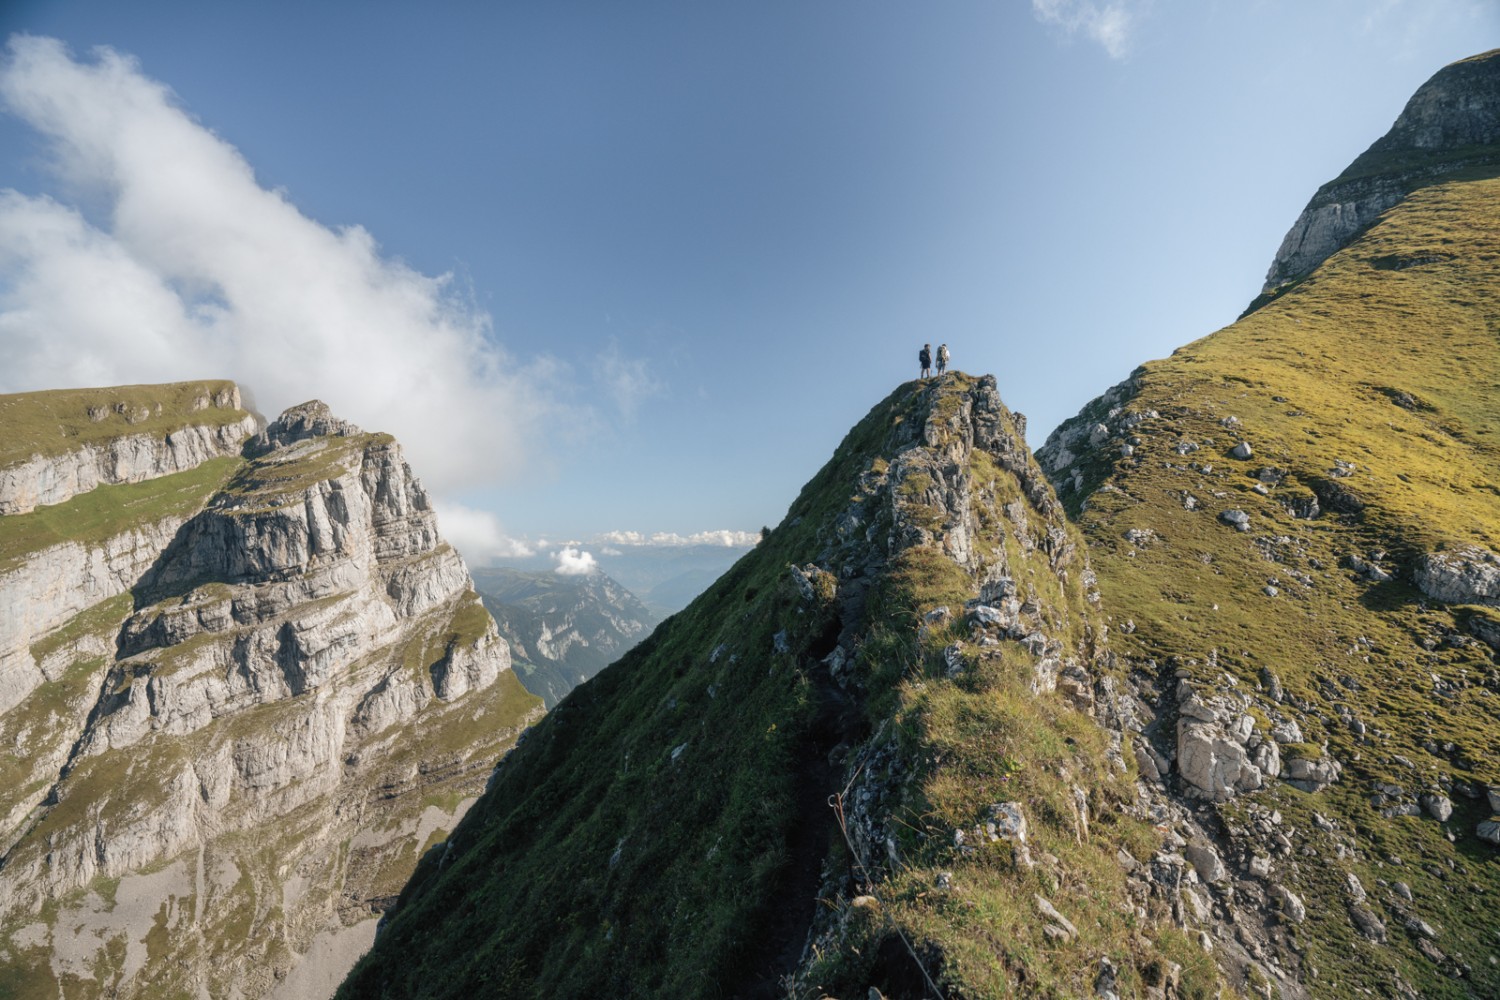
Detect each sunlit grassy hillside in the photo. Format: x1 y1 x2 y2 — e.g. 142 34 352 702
1047 167 1500 997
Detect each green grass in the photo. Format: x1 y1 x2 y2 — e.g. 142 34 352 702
0 381 248 469
29 592 134 665
1053 171 1500 997
0 457 243 573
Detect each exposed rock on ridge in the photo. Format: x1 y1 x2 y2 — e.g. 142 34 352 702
0 383 254 515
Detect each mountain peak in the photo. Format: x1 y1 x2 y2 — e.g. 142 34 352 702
252 398 363 452
1260 47 1500 295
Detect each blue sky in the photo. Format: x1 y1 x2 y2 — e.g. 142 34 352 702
0 1 1494 568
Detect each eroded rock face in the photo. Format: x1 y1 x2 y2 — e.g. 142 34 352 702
0 391 537 999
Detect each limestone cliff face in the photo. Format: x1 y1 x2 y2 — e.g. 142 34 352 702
0 386 540 999
1263 49 1500 293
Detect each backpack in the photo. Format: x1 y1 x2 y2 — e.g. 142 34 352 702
938 345 950 363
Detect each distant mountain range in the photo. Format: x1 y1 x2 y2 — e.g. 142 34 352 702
471 567 660 707
481 541 754 616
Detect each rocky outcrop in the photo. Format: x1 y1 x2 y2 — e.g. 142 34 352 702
0 517 183 718
1412 545 1500 605
0 389 539 999
1262 49 1500 291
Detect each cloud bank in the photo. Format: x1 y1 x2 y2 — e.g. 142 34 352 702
1031 0 1138 59
594 529 761 548
0 35 558 502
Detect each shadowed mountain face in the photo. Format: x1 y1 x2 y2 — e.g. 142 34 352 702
343 50 1500 1000
472 566 660 708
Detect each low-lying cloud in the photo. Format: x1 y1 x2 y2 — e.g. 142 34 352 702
553 546 598 576
594 529 761 548
0 36 585 511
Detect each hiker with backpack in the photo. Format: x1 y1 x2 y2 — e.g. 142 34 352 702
937 343 950 375
919 344 932 379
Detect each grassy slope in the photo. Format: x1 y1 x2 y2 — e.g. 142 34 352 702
1063 171 1500 997
0 457 244 574
0 381 248 469
341 376 1214 999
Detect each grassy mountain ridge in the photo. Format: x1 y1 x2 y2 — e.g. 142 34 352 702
341 374 1214 998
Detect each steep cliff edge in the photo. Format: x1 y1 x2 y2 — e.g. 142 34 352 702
1041 63 1500 999
342 374 1228 999
0 386 541 999
1258 50 1500 299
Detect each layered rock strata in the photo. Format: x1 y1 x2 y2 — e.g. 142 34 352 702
0 387 539 999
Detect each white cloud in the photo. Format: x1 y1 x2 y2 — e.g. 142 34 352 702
1031 0 1139 59
593 529 760 548
553 546 598 576
435 500 534 561
0 36 646 500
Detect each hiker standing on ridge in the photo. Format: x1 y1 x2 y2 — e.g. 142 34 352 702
919 344 932 379
937 343 950 376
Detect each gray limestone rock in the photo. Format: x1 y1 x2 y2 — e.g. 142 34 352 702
1218 509 1251 532
1283 755 1342 793
1262 53 1500 291
1275 885 1307 924
1184 842 1229 884
1177 718 1264 802
1349 903 1388 943
0 395 528 998
1034 895 1078 941
0 412 257 516
1413 546 1500 605
1421 793 1454 822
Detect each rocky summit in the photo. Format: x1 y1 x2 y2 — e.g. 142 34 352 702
0 384 540 998
341 50 1500 1000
